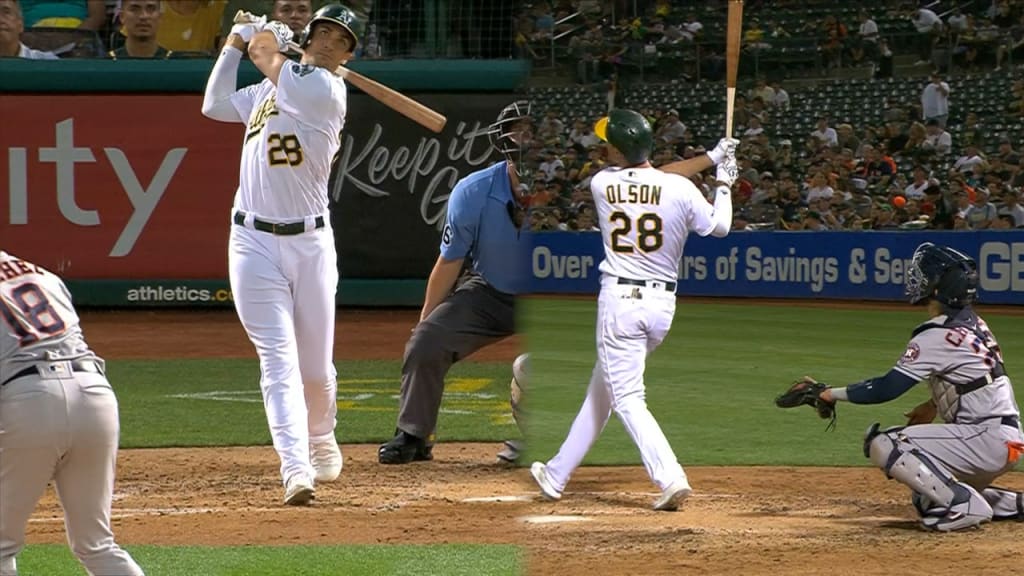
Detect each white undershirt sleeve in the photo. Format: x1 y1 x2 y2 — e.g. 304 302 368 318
202 46 245 123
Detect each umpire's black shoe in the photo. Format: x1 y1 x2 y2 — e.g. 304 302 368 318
378 430 434 464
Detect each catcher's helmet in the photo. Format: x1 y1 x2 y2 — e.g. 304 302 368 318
487 100 535 181
594 108 653 165
905 242 979 307
299 3 359 49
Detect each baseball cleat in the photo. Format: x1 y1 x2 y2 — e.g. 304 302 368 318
284 474 315 506
378 429 433 464
496 440 523 464
311 437 343 482
919 482 992 532
530 462 562 501
653 478 692 511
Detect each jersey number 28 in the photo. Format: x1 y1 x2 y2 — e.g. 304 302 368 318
609 212 663 253
268 133 304 167
0 283 66 346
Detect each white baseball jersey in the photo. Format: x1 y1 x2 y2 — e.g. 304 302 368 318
590 166 719 283
894 311 1019 425
229 63 347 220
0 251 99 379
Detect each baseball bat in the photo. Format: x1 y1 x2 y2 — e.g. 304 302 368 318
234 11 447 134
724 0 744 139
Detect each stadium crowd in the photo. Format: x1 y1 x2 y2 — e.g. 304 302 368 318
514 0 1024 232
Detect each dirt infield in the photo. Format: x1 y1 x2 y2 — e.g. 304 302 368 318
23 307 1023 575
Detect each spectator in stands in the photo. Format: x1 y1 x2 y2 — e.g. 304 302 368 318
920 71 950 127
743 17 771 51
952 143 988 174
904 165 934 200
995 13 1024 71
857 9 879 54
909 6 943 66
810 117 838 148
947 7 969 36
805 171 835 202
876 37 893 78
0 0 57 58
965 188 998 229
19 0 104 30
749 77 774 104
819 14 847 70
539 109 566 137
774 139 794 170
678 11 702 42
960 111 982 146
999 190 1024 227
654 109 686 145
770 81 790 110
998 136 1021 170
271 0 313 36
802 210 828 231
921 118 952 156
157 0 224 54
836 123 859 151
110 0 170 59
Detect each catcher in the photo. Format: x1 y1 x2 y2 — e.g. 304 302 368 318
777 242 1024 532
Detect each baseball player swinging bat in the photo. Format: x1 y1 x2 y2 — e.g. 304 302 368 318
234 10 448 134
725 0 744 139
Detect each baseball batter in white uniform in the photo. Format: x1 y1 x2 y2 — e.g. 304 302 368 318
0 251 144 576
201 4 359 505
530 109 737 510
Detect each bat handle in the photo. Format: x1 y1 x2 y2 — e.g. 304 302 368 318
725 86 736 140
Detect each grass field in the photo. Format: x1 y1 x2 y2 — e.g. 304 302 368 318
19 544 522 576
522 298 1024 468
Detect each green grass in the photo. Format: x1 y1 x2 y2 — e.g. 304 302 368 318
110 359 518 448
16 544 521 576
522 298 1024 467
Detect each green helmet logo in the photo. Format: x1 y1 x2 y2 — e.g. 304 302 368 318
300 3 360 49
594 108 653 165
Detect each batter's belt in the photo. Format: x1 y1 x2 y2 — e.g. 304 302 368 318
616 277 677 292
233 210 325 236
1 360 104 387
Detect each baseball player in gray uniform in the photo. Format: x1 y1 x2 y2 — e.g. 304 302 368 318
807 242 1024 531
0 251 144 576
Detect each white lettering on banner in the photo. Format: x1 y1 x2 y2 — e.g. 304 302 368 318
873 248 913 285
5 118 187 257
679 255 707 280
744 247 839 293
330 121 494 230
532 247 594 279
979 242 1024 291
848 248 867 284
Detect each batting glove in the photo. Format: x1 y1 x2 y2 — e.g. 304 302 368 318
265 21 295 53
715 153 738 187
230 14 267 42
706 137 739 165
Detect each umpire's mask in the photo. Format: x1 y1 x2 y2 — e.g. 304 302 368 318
487 100 540 201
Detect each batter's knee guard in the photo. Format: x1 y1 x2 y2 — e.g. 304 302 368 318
868 431 992 531
982 486 1024 521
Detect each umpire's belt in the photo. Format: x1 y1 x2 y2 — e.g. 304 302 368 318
617 277 677 292
1 360 104 387
233 210 325 236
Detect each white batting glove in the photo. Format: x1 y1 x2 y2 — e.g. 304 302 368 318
715 152 738 187
265 21 295 53
706 137 739 165
230 15 266 42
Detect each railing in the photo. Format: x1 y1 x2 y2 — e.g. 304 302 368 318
548 11 588 68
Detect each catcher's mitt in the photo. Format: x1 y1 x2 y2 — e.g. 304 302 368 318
775 376 837 431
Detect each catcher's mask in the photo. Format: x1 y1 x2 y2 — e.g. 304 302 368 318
487 100 541 192
299 3 359 49
905 242 979 307
594 108 653 166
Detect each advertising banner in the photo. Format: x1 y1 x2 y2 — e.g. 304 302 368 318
529 231 1024 305
0 93 511 280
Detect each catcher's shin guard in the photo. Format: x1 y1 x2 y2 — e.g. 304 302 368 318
869 433 992 530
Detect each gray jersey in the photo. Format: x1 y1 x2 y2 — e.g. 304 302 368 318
0 251 100 380
894 310 1018 425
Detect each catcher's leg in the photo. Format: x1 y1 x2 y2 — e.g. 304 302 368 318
982 486 1024 521
866 426 992 531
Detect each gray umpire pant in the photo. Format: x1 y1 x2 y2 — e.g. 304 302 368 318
396 274 516 440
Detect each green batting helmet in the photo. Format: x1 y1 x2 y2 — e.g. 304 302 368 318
594 108 653 165
299 3 359 49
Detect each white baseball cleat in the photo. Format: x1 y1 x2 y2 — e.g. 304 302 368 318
284 473 315 506
530 462 562 501
653 478 692 511
310 437 343 482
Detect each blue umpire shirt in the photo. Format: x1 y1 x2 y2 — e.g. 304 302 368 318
439 160 529 295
